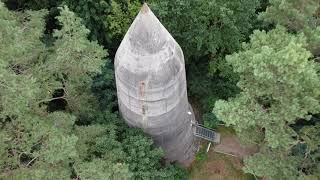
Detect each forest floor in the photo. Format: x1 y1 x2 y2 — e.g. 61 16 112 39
188 126 258 180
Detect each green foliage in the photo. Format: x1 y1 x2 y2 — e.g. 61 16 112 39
214 26 320 179
150 0 260 59
63 0 141 48
4 0 320 179
0 3 102 178
3 0 58 10
195 147 208 163
53 6 105 76
203 113 220 129
187 58 240 108
1 4 187 179
107 0 140 39
243 149 302 180
61 0 113 46
91 61 118 112
186 57 240 126
74 159 133 180
74 114 188 180
45 6 106 117
149 0 254 125
300 123 320 152
260 0 320 54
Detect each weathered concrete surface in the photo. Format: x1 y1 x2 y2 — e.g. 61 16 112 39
114 4 197 164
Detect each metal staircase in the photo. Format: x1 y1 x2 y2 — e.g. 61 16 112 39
192 123 220 143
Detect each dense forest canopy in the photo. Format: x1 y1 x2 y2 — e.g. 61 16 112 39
0 0 319 179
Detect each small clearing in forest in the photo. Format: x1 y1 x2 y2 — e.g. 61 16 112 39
189 126 258 180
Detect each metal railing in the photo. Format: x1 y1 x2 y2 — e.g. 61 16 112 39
192 122 220 143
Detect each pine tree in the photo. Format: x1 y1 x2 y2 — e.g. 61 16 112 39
1 4 188 179
0 4 103 179
260 0 320 55
214 26 320 179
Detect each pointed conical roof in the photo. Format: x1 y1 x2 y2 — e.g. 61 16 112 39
115 3 185 88
117 3 179 56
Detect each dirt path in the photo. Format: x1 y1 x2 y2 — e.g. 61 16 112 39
189 126 258 180
213 128 258 158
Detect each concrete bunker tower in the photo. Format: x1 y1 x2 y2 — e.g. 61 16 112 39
115 4 197 164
